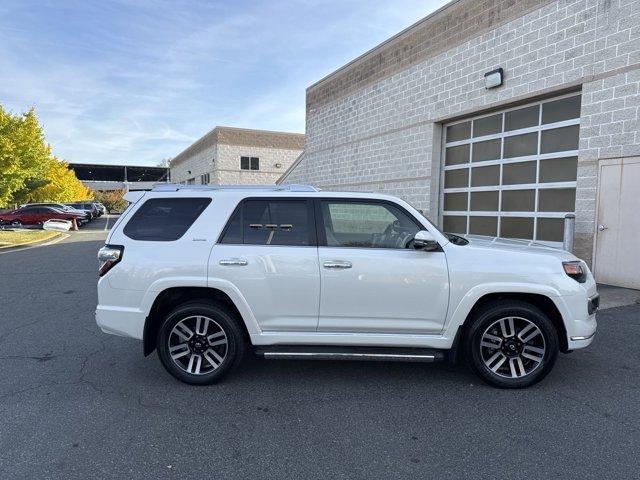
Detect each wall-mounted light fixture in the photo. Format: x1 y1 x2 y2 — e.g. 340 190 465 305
484 68 504 89
275 163 282 168
187 170 191 174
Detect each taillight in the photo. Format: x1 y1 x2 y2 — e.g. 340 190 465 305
98 245 124 276
562 261 587 283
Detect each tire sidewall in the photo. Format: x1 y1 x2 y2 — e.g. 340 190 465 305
157 302 244 385
465 303 559 389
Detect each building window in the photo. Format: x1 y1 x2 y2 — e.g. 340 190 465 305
240 156 259 170
200 173 210 184
441 93 581 245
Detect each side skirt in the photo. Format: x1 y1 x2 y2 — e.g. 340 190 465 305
254 345 447 363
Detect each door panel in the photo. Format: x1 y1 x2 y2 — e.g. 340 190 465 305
210 198 320 332
209 245 320 332
595 158 640 289
316 199 449 334
318 247 449 333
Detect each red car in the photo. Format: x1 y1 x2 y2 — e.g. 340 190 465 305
0 205 85 226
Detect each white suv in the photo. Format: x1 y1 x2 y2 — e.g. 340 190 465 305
96 184 598 388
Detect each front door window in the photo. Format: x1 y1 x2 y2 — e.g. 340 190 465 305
320 201 420 249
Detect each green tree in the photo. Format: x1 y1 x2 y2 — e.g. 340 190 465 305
0 106 50 207
0 105 89 207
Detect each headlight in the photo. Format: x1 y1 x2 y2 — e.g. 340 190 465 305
98 244 124 276
563 261 586 283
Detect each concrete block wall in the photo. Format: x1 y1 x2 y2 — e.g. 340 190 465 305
284 0 640 266
170 127 304 185
170 143 216 184
215 144 301 185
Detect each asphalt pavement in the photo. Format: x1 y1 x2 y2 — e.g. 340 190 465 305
1 215 639 479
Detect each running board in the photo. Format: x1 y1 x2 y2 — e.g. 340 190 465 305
254 346 446 363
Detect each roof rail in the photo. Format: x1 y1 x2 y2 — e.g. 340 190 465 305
151 183 319 193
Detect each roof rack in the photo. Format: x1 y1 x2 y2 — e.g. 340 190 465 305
151 183 319 193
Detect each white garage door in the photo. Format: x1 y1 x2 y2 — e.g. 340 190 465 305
440 93 581 246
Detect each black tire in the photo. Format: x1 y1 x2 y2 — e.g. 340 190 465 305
157 300 246 385
11 220 22 227
464 301 559 389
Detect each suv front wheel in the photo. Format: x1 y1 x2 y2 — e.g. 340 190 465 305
157 301 246 385
465 301 559 388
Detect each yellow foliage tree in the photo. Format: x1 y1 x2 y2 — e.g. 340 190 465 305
27 157 92 203
1 104 90 206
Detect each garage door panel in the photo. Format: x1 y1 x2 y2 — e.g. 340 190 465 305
442 93 581 245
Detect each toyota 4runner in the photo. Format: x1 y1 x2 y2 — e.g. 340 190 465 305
96 184 598 388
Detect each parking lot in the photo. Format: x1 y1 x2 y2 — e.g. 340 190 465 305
1 215 639 479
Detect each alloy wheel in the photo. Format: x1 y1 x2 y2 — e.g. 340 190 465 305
479 316 546 379
168 315 228 375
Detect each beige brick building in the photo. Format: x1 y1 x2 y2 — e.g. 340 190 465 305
170 126 304 186
281 0 640 288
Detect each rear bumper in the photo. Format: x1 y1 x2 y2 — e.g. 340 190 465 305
96 305 145 340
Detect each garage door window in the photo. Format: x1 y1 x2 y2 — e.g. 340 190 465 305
441 93 581 245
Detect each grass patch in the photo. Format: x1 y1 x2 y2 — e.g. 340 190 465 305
0 230 60 248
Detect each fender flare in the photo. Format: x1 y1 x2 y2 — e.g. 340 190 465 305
444 282 566 334
140 276 261 336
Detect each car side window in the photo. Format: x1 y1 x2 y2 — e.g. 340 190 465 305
219 199 313 246
123 197 211 241
320 201 420 249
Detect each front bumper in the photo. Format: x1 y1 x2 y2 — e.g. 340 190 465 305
560 293 598 350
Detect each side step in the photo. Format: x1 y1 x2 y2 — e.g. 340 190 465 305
254 345 446 363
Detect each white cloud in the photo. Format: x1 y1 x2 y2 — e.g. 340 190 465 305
0 0 448 166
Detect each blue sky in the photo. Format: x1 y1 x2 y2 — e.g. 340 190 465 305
0 0 448 166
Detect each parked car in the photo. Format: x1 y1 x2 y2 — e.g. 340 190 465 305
96 184 598 389
64 202 99 220
21 202 91 224
93 202 107 216
0 205 85 227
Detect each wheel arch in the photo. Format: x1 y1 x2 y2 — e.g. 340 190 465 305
456 292 569 354
143 286 252 356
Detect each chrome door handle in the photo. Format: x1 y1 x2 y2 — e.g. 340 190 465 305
597 224 607 231
219 258 248 266
323 260 352 269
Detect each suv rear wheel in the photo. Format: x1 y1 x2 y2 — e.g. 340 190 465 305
464 301 559 388
157 301 245 385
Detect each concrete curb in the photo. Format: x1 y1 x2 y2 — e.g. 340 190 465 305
0 232 68 253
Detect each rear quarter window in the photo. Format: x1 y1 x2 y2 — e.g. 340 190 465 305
123 197 211 241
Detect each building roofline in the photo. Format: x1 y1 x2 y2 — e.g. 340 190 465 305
68 162 168 169
306 0 551 109
306 0 460 92
170 126 305 168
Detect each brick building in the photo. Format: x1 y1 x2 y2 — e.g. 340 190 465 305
281 0 640 288
169 126 304 186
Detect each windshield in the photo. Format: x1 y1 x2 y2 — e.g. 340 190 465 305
409 204 469 246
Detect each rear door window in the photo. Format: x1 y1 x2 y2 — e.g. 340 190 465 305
219 199 314 246
123 197 211 241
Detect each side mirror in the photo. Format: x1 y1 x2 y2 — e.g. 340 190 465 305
413 230 439 251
